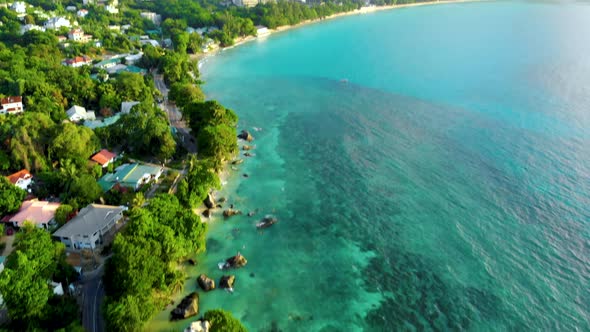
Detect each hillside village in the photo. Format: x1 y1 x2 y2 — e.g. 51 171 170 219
0 0 395 330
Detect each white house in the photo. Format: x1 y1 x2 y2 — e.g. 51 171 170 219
6 169 32 191
232 0 260 7
53 204 125 250
140 12 161 25
256 25 269 36
0 96 24 115
68 28 84 41
66 105 95 122
77 9 88 17
10 1 26 14
105 4 118 14
67 28 92 42
20 24 45 35
124 52 143 65
65 5 76 11
44 17 71 30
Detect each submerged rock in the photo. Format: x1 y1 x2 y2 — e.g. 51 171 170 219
171 292 199 321
197 274 215 292
238 130 254 142
219 275 236 289
256 215 278 229
242 145 254 151
203 193 215 209
243 174 249 178
223 252 247 269
244 152 253 157
223 209 242 218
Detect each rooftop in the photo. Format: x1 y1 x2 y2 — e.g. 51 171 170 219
98 163 162 191
1 96 22 105
53 204 124 238
120 101 139 114
90 149 117 166
67 105 86 117
6 169 32 184
7 200 61 227
84 114 121 129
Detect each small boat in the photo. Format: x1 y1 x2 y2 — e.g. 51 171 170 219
256 215 278 229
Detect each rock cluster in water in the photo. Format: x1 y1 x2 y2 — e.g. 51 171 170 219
171 292 199 321
219 275 236 289
197 274 215 292
238 130 254 142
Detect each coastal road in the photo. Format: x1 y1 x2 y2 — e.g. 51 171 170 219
82 264 106 332
153 74 198 153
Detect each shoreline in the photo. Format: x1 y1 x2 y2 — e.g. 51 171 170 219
199 0 478 66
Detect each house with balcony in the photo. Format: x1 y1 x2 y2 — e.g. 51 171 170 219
0 96 24 115
53 204 125 250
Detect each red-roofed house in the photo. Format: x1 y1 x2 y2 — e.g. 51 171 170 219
90 149 117 167
6 169 33 191
0 96 23 115
4 200 61 229
62 56 92 68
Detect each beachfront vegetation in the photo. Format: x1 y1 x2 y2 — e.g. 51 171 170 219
182 100 238 164
0 224 81 330
204 309 248 332
169 82 205 109
177 156 221 208
103 194 207 331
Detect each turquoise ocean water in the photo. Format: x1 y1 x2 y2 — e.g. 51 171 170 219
150 1 590 330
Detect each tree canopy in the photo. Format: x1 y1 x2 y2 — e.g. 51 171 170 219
0 176 26 217
103 193 207 331
204 309 248 332
0 224 80 329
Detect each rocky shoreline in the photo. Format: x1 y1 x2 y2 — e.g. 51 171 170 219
168 126 275 327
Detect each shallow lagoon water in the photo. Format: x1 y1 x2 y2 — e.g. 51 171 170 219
150 1 590 331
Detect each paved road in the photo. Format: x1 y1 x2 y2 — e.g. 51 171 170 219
82 265 105 332
153 74 198 153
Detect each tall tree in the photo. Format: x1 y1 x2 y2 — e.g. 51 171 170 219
50 123 100 164
0 176 26 216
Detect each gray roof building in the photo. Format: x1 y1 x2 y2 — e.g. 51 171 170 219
53 204 125 250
